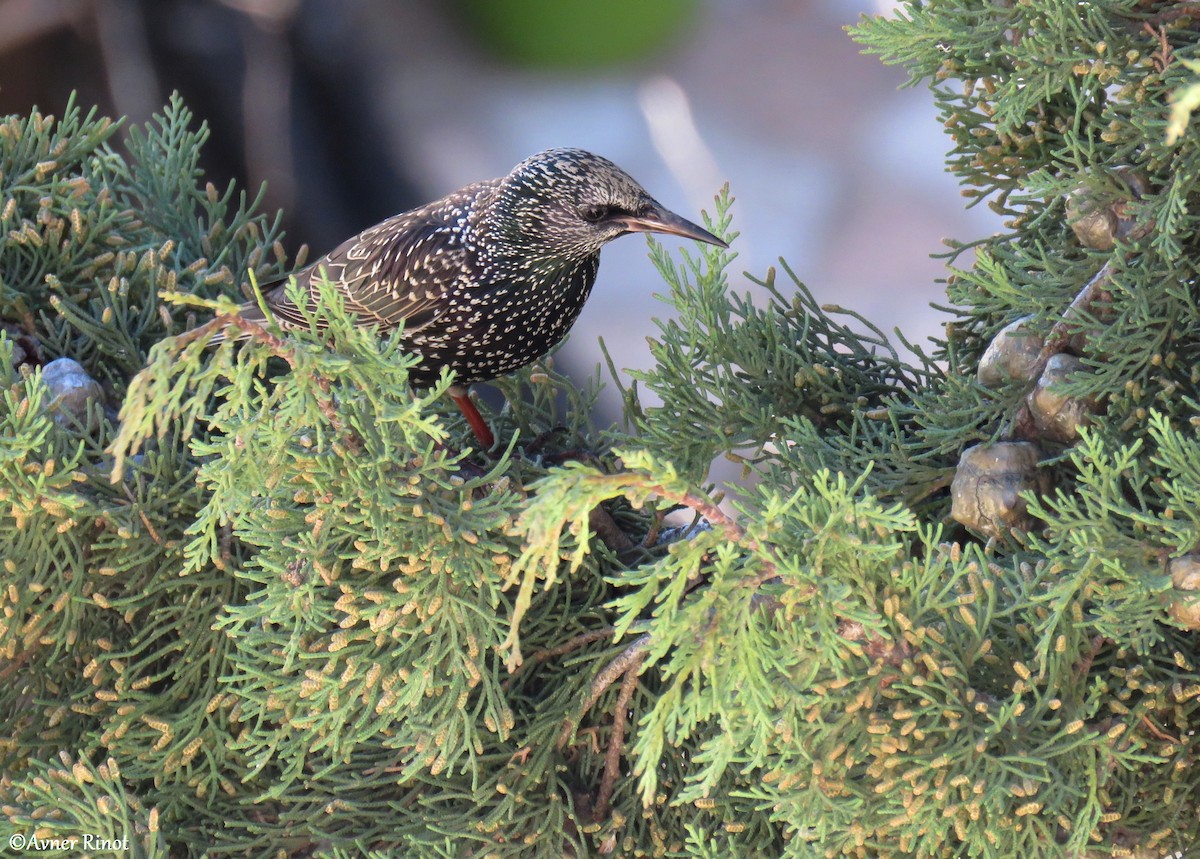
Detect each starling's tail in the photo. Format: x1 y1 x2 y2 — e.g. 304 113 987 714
194 271 297 346
202 300 269 346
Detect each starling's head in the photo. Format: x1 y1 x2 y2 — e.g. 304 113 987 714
493 148 727 260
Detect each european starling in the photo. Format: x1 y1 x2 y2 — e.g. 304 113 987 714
210 148 727 448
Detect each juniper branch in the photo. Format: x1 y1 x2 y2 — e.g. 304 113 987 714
595 651 645 823
558 633 651 750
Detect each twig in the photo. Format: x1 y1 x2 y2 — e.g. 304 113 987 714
502 626 616 691
217 312 299 368
1144 22 1174 72
1074 634 1108 680
1034 263 1113 373
641 508 664 549
1144 3 1200 27
904 473 955 507
1140 714 1181 744
594 652 645 823
123 484 164 546
172 317 224 347
558 634 650 749
589 506 635 554
0 646 33 684
523 626 617 668
645 484 776 578
838 619 915 686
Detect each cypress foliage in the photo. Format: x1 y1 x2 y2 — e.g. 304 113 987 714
3 1 1200 853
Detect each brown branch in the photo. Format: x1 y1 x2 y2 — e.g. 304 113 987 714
673 489 743 544
1140 714 1181 744
217 312 299 368
525 626 617 668
502 626 616 691
172 317 224 347
1144 22 1174 72
645 485 776 579
120 484 164 546
1074 634 1108 680
904 473 955 507
589 506 635 554
558 634 650 749
1144 3 1200 26
640 508 664 549
1035 262 1113 373
0 646 33 684
838 619 915 681
594 653 645 823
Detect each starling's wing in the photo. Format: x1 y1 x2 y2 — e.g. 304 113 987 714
255 215 458 334
314 213 467 332
258 182 494 334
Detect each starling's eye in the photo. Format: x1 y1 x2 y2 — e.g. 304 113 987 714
580 204 610 223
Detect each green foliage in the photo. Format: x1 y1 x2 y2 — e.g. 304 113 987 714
3 753 167 856
4 3 1200 852
622 199 936 487
0 93 286 383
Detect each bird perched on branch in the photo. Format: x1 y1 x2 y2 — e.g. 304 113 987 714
209 148 727 448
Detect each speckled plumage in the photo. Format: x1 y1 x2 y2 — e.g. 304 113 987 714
215 148 726 388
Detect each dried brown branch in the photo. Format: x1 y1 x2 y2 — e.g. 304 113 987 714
1140 714 1181 744
589 506 635 554
645 484 776 578
1144 21 1174 72
502 626 616 691
123 484 164 546
558 633 650 750
838 618 915 676
594 652 645 823
1074 634 1108 680
0 645 33 684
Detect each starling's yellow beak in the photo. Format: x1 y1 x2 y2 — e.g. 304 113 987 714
618 206 728 248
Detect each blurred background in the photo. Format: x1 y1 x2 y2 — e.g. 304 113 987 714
0 0 1001 422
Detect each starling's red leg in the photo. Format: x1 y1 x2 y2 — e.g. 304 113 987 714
449 384 495 450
